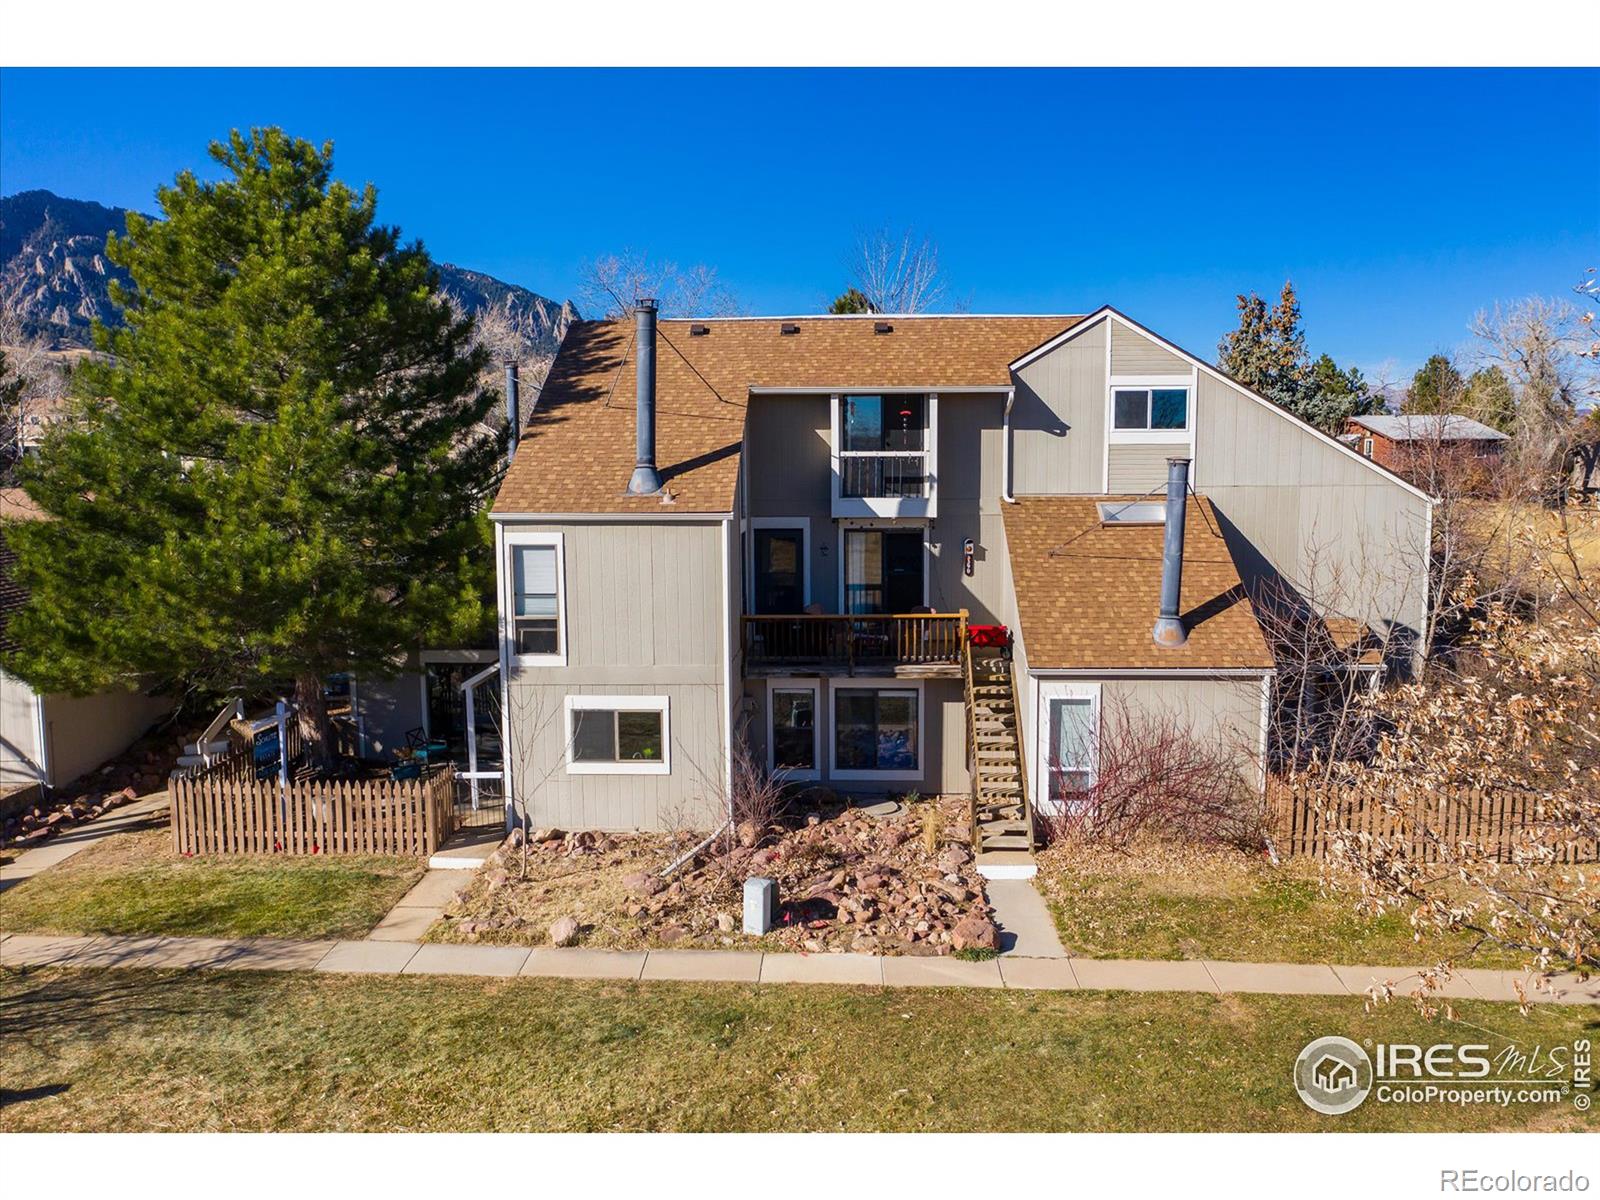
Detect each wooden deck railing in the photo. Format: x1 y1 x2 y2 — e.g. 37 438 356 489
742 611 968 672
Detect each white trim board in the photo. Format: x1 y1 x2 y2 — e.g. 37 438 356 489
1009 306 1433 505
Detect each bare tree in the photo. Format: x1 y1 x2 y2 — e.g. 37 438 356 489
1470 298 1598 505
848 228 946 314
0 273 71 485
576 250 740 319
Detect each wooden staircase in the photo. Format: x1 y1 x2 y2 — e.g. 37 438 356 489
963 640 1035 859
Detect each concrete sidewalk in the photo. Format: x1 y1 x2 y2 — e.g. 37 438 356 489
0 792 170 894
3 930 1596 1004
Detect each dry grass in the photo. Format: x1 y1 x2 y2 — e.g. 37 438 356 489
0 828 423 941
1037 838 1522 968
1461 500 1600 591
2 967 1592 1132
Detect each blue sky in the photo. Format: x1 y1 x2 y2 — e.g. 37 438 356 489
2 67 1595 380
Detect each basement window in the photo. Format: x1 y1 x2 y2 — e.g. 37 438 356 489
565 696 670 775
1096 501 1166 525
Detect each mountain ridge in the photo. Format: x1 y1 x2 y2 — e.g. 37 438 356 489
0 189 577 357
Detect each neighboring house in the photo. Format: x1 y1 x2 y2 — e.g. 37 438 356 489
1343 413 1507 489
486 304 1432 873
0 489 171 794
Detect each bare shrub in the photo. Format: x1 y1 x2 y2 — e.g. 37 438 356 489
725 739 789 848
1038 696 1260 850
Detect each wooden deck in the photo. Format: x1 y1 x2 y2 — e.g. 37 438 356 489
741 611 967 678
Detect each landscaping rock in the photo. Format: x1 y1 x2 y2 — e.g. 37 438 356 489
623 871 665 898
951 914 1000 952
549 916 580 947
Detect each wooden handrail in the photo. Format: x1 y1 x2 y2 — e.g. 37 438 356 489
1006 653 1035 850
741 612 968 621
962 634 981 851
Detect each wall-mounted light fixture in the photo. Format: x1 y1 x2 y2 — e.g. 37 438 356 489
963 538 975 577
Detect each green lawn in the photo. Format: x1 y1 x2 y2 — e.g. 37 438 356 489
2 967 1593 1132
1038 842 1522 968
0 829 423 942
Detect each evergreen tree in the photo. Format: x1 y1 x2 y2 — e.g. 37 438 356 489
1404 353 1466 415
5 129 502 764
829 286 874 314
1463 365 1517 432
1218 281 1313 413
1303 352 1383 432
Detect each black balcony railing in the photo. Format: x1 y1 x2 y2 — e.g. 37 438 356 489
839 452 929 499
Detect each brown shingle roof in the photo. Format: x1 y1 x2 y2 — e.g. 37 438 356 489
1002 495 1273 671
492 314 1080 515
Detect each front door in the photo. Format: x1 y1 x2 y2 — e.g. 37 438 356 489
754 527 805 613
844 528 925 614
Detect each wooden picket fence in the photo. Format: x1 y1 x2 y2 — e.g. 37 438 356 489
171 757 457 858
1267 778 1598 864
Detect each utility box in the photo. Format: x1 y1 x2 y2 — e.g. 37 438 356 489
743 877 777 935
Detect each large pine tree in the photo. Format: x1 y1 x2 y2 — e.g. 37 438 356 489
4 129 503 763
1217 280 1379 433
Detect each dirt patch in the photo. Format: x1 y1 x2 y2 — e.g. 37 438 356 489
431 795 992 955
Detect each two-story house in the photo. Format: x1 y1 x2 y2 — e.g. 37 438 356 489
485 302 1432 875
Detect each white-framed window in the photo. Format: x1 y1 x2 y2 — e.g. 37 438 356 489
830 391 939 519
1362 436 1375 459
767 680 820 780
1111 386 1189 432
828 678 923 782
503 532 567 666
1033 681 1100 815
564 695 670 775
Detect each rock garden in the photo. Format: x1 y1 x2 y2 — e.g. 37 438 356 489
428 792 999 956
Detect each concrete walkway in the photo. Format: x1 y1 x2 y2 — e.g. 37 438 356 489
4 930 1596 1004
367 869 463 942
985 878 1067 957
0 792 170 894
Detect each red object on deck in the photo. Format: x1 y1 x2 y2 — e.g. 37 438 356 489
967 624 1011 648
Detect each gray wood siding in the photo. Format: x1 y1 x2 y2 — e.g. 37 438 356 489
746 395 838 611
1107 442 1189 493
1104 675 1265 787
1111 321 1190 375
502 518 729 832
1013 321 1106 494
1193 373 1432 644
506 681 726 831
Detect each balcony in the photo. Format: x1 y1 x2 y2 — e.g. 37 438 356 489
830 392 938 519
742 611 968 678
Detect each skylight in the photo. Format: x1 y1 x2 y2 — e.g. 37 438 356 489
1097 501 1166 525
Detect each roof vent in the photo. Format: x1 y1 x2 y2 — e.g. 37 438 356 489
780 322 800 335
874 321 893 334
690 323 710 336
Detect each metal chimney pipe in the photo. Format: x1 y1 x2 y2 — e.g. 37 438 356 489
627 298 664 495
1153 457 1192 648
504 361 520 466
